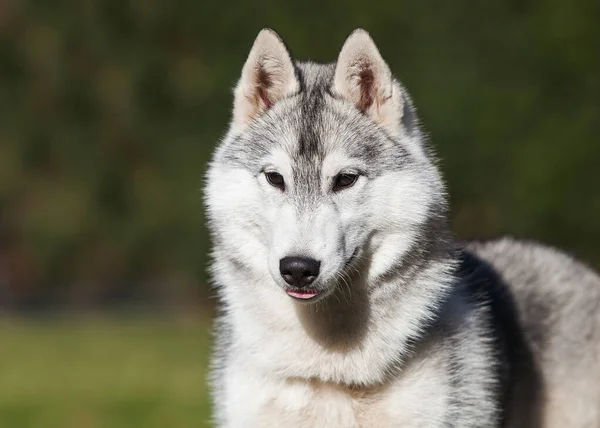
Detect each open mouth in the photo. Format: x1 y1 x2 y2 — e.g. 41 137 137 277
285 289 321 300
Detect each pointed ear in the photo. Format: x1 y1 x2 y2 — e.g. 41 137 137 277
232 29 299 128
333 29 403 131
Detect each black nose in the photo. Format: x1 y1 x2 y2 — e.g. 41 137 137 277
279 256 321 288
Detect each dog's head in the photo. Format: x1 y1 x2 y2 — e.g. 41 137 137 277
206 29 448 303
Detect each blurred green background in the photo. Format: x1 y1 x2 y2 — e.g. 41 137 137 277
0 0 598 426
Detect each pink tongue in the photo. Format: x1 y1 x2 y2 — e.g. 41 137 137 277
287 290 318 299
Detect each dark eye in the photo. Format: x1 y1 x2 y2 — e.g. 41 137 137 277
265 172 285 191
333 173 358 191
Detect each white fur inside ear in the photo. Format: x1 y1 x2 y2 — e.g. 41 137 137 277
333 29 404 133
233 29 299 129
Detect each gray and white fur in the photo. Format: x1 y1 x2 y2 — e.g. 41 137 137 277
204 28 600 427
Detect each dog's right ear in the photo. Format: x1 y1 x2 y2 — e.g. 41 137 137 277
232 29 299 129
333 29 404 136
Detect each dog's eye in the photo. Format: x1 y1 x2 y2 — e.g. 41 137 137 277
333 173 358 191
265 172 285 191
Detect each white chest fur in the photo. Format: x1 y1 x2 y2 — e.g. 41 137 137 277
221 349 450 428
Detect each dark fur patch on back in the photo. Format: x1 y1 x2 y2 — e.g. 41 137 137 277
456 248 545 427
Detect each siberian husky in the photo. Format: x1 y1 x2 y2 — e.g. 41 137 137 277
204 28 600 427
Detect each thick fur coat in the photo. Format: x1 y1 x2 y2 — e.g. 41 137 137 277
204 29 600 427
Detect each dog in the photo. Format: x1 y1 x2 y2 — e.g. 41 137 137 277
204 28 600 427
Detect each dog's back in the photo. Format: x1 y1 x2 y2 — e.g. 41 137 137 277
467 238 600 427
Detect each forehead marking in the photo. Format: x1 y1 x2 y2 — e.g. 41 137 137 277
219 62 411 178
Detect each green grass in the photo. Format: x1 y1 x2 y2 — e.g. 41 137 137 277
0 316 212 428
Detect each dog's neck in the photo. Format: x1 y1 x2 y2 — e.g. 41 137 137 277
294 270 372 352
223 256 456 386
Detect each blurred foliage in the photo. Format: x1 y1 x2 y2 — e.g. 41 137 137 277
0 0 598 309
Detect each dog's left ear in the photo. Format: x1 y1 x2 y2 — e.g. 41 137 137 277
232 29 300 129
333 29 404 132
